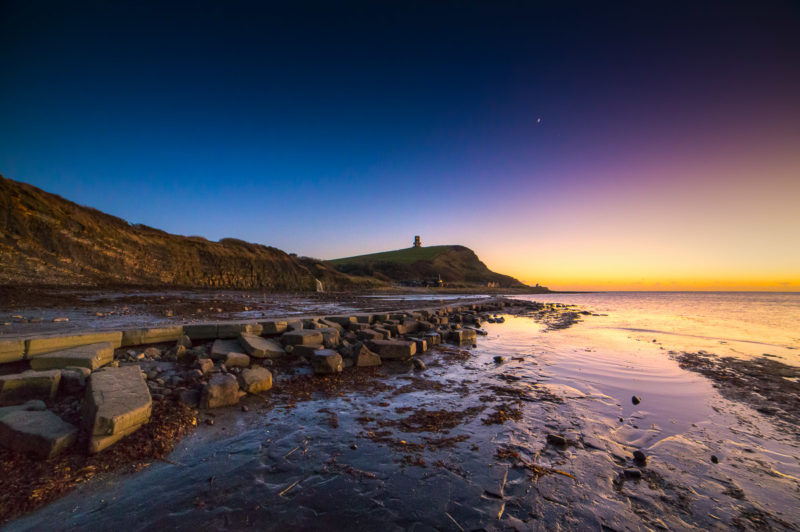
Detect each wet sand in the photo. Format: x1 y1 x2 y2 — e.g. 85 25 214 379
4 301 799 530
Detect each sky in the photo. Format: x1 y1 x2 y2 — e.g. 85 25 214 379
1 1 798 291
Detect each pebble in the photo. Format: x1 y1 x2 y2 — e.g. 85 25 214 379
633 450 647 465
493 356 505 364
711 454 719 464
241 405 249 412
205 419 215 426
632 395 642 405
412 359 426 370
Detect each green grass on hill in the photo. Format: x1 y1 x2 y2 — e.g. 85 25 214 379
327 245 454 266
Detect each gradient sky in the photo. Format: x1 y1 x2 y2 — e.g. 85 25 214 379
1 1 798 291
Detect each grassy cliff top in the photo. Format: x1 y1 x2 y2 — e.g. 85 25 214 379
327 245 456 266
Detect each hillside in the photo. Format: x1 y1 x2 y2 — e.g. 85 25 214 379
328 245 535 289
0 176 377 290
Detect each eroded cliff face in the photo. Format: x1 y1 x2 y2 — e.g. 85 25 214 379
0 176 373 290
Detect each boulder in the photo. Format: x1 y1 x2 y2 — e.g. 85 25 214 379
238 367 273 394
0 410 77 459
195 358 214 375
238 333 285 358
259 320 288 335
368 340 416 360
312 350 343 374
0 339 26 364
201 373 240 408
353 344 381 367
281 330 324 347
225 352 251 368
0 370 61 405
84 366 152 453
121 326 183 347
29 342 114 371
26 331 123 358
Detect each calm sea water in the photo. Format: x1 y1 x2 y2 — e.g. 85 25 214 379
512 291 800 365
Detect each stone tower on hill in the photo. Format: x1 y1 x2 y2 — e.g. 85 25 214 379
413 235 421 247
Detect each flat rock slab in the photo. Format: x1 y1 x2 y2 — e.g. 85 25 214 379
85 366 152 453
26 331 123 358
0 410 77 459
238 333 285 358
210 339 244 360
0 370 61 405
369 340 416 360
281 330 324 346
183 324 219 340
29 342 114 371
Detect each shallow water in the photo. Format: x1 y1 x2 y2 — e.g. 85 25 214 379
513 292 800 365
9 303 800 530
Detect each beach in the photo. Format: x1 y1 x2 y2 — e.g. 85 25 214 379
1 291 798 529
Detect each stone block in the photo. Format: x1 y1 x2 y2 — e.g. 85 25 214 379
318 327 341 348
291 344 324 358
286 320 304 331
372 327 392 339
326 316 357 327
368 340 416 360
84 366 152 452
183 324 219 340
312 349 343 374
318 318 344 331
238 367 273 393
423 332 441 346
121 326 183 347
26 331 123 358
356 329 385 341
281 330 324 346
259 320 288 335
0 370 61 405
218 322 263 338
408 337 427 353
29 342 114 371
201 373 239 408
0 410 77 459
0 339 26 364
238 333 285 358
